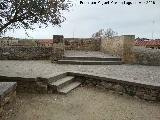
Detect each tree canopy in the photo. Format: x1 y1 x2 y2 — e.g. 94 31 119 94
92 28 118 38
0 0 72 34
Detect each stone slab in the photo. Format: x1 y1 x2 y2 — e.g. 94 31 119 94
38 72 68 84
0 82 17 98
58 60 123 65
58 81 81 94
62 56 121 61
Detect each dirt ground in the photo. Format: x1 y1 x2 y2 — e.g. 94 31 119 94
1 87 160 120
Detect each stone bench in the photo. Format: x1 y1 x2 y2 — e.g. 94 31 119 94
0 82 17 114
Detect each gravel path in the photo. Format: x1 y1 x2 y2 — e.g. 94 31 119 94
0 60 160 84
1 87 160 120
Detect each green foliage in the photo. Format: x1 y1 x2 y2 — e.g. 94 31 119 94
0 0 72 34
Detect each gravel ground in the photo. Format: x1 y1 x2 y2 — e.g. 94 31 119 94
1 87 160 120
0 60 160 84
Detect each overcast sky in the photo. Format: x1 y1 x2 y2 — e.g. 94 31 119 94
4 0 160 39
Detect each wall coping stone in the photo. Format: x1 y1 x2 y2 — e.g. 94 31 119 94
37 72 68 84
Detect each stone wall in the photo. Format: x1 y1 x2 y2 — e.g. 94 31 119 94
51 44 65 62
65 71 160 101
0 76 48 93
100 35 160 65
101 36 124 56
72 75 160 102
64 38 100 51
100 35 135 63
0 46 64 60
132 46 160 66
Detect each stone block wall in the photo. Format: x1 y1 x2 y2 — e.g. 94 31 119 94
0 76 48 94
132 46 160 66
123 35 135 63
0 46 64 60
101 36 124 56
64 38 100 51
100 35 135 63
51 44 65 62
75 76 160 101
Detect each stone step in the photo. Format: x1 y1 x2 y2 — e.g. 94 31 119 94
57 60 123 65
47 72 68 83
58 81 81 94
51 76 75 89
63 56 121 61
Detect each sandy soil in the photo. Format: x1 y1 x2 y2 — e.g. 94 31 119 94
1 87 160 120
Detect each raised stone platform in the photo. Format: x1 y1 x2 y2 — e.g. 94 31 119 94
0 82 17 114
64 50 119 58
58 51 122 65
68 72 160 101
0 70 160 102
39 71 160 101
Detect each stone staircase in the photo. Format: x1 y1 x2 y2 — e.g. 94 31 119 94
57 56 123 65
47 73 81 94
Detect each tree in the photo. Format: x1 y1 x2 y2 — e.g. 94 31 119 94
92 28 118 38
0 0 72 34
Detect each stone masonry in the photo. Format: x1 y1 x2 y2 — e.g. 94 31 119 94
0 82 17 115
67 72 160 102
132 46 160 66
0 76 47 94
100 35 135 64
64 38 100 51
0 46 64 61
78 77 160 101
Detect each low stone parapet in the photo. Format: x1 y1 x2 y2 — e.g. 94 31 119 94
0 72 160 102
0 46 64 61
68 72 160 101
132 46 160 66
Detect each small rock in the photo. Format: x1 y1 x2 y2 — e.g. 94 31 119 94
144 94 157 101
112 84 124 94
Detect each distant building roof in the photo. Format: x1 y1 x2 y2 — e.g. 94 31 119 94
36 39 53 44
135 40 160 46
135 40 149 46
146 40 160 46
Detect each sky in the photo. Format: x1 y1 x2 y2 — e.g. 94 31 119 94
3 0 160 39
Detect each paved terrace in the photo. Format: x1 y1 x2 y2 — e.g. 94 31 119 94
0 60 160 85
